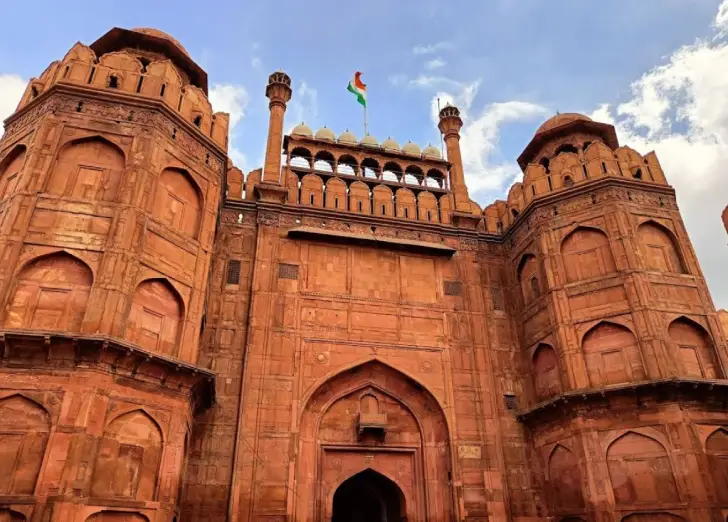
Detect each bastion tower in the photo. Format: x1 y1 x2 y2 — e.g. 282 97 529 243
3 26 728 522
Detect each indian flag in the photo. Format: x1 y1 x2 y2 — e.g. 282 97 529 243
347 72 367 108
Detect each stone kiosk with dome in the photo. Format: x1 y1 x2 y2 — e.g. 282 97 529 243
1 26 728 522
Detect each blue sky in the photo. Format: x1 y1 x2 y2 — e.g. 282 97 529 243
1 0 727 307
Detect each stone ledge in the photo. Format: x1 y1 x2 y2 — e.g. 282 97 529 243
517 377 728 424
0 329 215 414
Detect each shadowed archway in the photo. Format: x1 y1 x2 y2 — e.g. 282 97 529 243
332 469 406 522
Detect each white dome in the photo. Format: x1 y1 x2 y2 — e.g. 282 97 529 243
382 137 399 151
402 141 421 155
423 144 441 159
360 134 378 146
315 126 336 141
338 130 358 144
291 122 313 137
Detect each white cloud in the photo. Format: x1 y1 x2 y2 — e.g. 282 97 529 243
287 81 318 132
589 2 728 307
388 74 407 87
413 41 453 55
251 57 261 69
409 75 468 90
424 58 446 70
0 74 27 135
209 83 250 171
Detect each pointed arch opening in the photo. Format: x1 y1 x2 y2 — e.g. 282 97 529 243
0 145 26 200
0 395 51 495
361 158 380 179
607 431 678 504
125 278 183 356
289 147 312 170
382 161 403 183
582 322 645 387
48 136 125 201
332 469 406 522
337 154 358 176
0 509 26 522
548 444 584 511
668 317 721 379
517 254 540 304
561 226 616 282
153 167 203 239
533 344 561 400
90 410 162 501
313 150 335 172
4 252 93 332
706 427 728 502
637 221 687 274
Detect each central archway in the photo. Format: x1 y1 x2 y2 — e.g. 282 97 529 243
332 469 406 522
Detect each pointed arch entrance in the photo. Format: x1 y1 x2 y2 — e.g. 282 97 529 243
332 469 406 522
295 359 454 522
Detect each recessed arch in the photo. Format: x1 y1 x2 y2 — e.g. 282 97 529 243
533 344 561 400
3 252 93 332
0 394 52 495
621 514 686 522
301 173 324 207
0 508 26 522
125 278 184 356
668 316 720 379
607 431 678 504
0 144 27 200
332 468 406 522
153 167 203 238
706 427 728 502
547 444 584 510
554 143 579 156
48 136 125 201
561 226 616 282
85 512 150 522
517 253 540 304
582 321 644 386
637 220 687 274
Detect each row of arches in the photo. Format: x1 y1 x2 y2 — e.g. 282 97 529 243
518 222 687 305
288 146 448 189
547 428 728 514
0 394 164 502
0 510 151 522
0 137 204 240
3 252 184 357
532 318 720 401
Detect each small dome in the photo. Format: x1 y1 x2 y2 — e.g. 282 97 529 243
291 122 313 137
360 134 378 146
382 137 399 151
338 129 358 144
131 28 189 56
536 113 592 134
315 126 336 141
423 144 441 159
402 141 421 155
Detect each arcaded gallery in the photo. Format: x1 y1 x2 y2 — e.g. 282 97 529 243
1 26 728 522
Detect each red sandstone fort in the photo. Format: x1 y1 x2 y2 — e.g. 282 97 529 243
1 26 728 522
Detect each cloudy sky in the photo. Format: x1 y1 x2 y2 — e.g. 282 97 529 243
0 0 727 307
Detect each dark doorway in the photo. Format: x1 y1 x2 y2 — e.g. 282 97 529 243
332 469 406 522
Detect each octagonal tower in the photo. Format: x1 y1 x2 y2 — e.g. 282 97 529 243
0 27 224 522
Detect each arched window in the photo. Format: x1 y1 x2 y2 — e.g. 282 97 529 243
607 432 677 504
90 410 162 501
539 157 550 173
517 254 540 304
582 322 645 386
561 227 616 282
633 168 642 179
637 221 687 274
108 75 119 89
563 176 574 187
706 428 728 502
48 137 125 201
511 208 519 218
668 318 720 378
0 146 26 200
548 445 584 510
554 144 578 156
360 393 379 414
125 279 183 355
0 395 51 495
530 276 540 299
153 168 202 238
4 253 93 332
533 344 561 399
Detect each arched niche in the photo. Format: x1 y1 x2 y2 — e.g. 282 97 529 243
533 344 561 400
0 509 26 522
47 137 125 202
4 252 93 332
561 226 616 282
517 254 540 304
607 431 678 504
637 221 687 274
297 360 453 522
706 427 728 502
301 173 324 207
152 167 202 239
548 444 584 511
0 145 26 200
582 322 645 387
85 511 150 522
372 184 394 217
622 514 685 522
395 188 416 219
417 191 438 222
0 395 51 495
90 410 163 501
324 177 347 210
125 278 183 356
349 181 370 214
668 317 721 379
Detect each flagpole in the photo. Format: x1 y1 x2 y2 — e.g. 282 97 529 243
364 104 368 136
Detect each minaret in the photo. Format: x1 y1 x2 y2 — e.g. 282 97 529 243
438 105 471 213
262 71 292 184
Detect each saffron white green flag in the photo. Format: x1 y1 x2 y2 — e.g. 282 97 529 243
347 72 367 108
